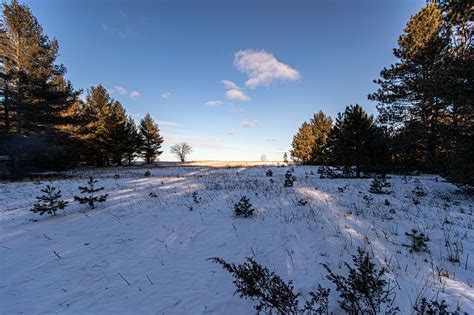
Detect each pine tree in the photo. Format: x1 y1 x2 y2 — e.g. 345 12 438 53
283 152 289 164
139 113 163 164
325 105 388 177
0 0 79 172
309 111 333 164
106 101 128 166
81 85 113 166
123 116 143 166
234 196 254 217
74 177 108 209
291 111 332 164
369 4 448 171
31 185 68 216
291 122 314 164
284 169 296 187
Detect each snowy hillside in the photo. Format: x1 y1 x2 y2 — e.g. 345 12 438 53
1 166 473 314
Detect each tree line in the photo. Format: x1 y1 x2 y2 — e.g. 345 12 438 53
291 1 473 184
0 0 164 173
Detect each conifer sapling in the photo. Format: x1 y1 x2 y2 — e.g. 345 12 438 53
31 185 68 216
74 177 108 209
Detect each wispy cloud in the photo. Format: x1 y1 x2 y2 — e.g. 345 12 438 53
265 138 277 142
130 90 141 99
229 104 243 113
205 100 224 107
101 23 137 38
221 80 251 102
225 89 251 102
234 49 300 89
161 92 172 99
157 120 181 127
241 120 259 128
225 132 237 136
114 86 127 95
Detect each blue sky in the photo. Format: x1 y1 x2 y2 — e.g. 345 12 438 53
24 0 425 161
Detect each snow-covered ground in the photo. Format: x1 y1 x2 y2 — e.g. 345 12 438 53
1 166 473 314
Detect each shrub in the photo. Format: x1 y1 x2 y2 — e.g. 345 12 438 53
413 297 461 315
192 191 201 204
403 229 429 253
369 177 391 194
209 257 329 315
266 169 273 177
284 169 296 187
74 177 108 209
144 171 151 177
31 185 68 216
322 248 398 315
234 196 254 217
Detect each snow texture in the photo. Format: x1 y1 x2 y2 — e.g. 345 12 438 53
1 166 473 314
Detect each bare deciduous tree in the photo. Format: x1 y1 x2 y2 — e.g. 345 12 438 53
170 142 193 162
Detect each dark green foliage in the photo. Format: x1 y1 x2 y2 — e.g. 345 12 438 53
404 229 430 253
1 0 80 173
322 248 398 315
369 2 474 183
325 105 388 177
209 257 330 315
234 196 254 217
369 177 391 194
283 152 289 164
284 169 296 187
266 169 273 177
140 114 163 164
144 171 151 177
74 177 108 209
413 297 461 315
31 185 68 216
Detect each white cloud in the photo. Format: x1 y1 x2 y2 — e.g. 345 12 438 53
102 23 137 38
225 89 251 102
161 92 172 99
130 90 141 99
114 86 127 95
241 120 259 128
157 120 181 127
221 80 240 90
234 49 300 89
265 138 277 142
225 132 237 136
205 100 224 107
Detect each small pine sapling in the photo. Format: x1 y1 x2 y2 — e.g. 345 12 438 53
369 177 391 194
266 169 273 177
144 171 151 177
234 196 254 217
284 169 296 187
209 257 330 315
31 185 68 216
413 297 461 315
403 229 430 253
322 247 398 315
74 177 108 209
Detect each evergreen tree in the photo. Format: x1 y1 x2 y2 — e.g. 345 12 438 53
283 152 288 164
139 113 163 164
81 85 112 166
74 177 108 209
0 0 79 172
291 111 332 164
291 122 314 164
123 116 143 166
325 105 388 177
105 101 128 165
309 111 333 164
31 185 68 216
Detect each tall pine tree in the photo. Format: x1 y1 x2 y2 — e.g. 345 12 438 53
325 105 388 177
0 0 79 172
139 113 163 164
